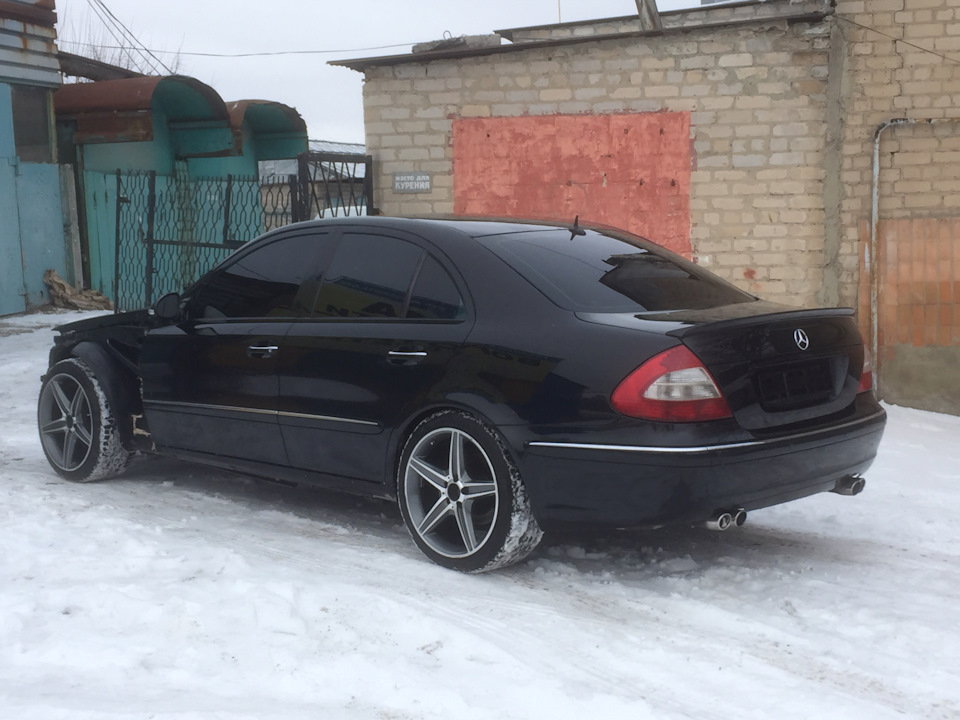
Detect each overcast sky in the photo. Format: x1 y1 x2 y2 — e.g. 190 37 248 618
56 0 701 144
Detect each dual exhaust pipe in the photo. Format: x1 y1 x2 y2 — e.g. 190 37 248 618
705 508 747 531
706 476 866 530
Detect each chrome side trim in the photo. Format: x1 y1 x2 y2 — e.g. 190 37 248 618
144 400 379 428
278 410 379 428
527 409 886 456
145 400 276 417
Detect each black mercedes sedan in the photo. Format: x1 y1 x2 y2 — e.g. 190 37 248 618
37 217 886 572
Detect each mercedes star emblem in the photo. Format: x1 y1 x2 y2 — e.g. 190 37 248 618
794 328 810 350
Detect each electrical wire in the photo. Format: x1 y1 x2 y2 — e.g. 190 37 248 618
91 0 174 73
836 16 960 67
57 39 435 60
84 0 170 74
84 0 150 72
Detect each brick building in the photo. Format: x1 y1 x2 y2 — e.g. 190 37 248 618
334 0 960 414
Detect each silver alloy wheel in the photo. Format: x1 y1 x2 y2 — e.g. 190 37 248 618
38 372 95 472
403 426 500 558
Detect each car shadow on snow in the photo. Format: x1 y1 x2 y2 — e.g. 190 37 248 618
116 454 852 578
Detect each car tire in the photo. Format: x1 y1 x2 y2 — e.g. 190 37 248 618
37 358 130 482
397 410 543 572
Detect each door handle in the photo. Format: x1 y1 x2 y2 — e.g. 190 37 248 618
387 349 427 365
247 344 278 359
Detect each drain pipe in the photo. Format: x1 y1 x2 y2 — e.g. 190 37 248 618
870 118 945 382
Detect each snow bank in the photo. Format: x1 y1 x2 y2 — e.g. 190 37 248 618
1 311 958 719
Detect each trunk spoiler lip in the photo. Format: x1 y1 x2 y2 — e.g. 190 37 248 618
575 303 857 338
663 306 855 338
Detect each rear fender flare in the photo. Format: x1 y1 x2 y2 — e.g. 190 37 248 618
385 396 527 498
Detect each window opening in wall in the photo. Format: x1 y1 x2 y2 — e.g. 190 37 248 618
11 84 54 163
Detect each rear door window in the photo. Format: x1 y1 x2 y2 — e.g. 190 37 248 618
478 229 755 312
311 232 424 319
407 256 466 320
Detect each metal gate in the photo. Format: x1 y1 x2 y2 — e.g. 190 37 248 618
113 151 374 311
292 151 373 221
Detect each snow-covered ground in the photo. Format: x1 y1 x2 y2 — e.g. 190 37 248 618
2 310 959 720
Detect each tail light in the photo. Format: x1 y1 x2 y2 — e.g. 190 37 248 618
857 348 874 394
611 345 733 422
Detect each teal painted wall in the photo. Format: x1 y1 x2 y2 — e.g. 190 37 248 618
18 162 67 306
0 170 24 315
0 83 13 156
80 168 116 297
1 83 23 315
1 81 68 316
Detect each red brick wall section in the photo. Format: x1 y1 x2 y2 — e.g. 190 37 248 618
452 112 692 257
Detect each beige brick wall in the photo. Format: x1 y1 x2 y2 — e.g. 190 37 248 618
359 0 960 310
364 20 831 307
834 0 960 312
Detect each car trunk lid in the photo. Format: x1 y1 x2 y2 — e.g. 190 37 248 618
581 301 866 430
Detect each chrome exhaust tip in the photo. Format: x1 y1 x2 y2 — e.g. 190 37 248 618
831 476 866 496
706 511 734 531
733 508 747 526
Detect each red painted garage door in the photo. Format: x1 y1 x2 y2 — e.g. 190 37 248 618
453 112 691 257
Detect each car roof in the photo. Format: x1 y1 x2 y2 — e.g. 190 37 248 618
287 215 576 239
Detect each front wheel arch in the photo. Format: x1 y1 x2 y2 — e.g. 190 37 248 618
64 341 141 449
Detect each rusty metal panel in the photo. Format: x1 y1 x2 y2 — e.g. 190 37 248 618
55 77 166 115
55 76 235 149
74 112 153 144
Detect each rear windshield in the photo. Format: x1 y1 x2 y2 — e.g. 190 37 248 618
477 228 755 313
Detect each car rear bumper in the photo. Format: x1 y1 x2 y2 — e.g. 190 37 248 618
512 401 886 530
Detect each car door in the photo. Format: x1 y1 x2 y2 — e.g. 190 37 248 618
140 229 335 465
277 227 474 484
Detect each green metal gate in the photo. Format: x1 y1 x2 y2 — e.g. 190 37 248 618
111 151 374 311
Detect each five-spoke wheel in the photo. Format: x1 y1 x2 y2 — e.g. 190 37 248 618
398 411 542 572
39 369 94 473
37 358 129 482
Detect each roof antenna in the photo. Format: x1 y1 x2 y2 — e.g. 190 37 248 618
569 215 586 241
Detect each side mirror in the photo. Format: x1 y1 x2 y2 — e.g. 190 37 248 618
153 292 182 321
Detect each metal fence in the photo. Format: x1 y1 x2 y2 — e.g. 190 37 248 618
113 151 374 311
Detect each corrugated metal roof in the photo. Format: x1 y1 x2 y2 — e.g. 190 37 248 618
54 75 228 121
58 51 144 82
54 75 232 148
0 0 60 87
226 100 306 135
310 139 365 154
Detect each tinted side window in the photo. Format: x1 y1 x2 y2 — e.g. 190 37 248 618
193 233 330 319
408 256 465 320
480 229 754 313
312 233 423 319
